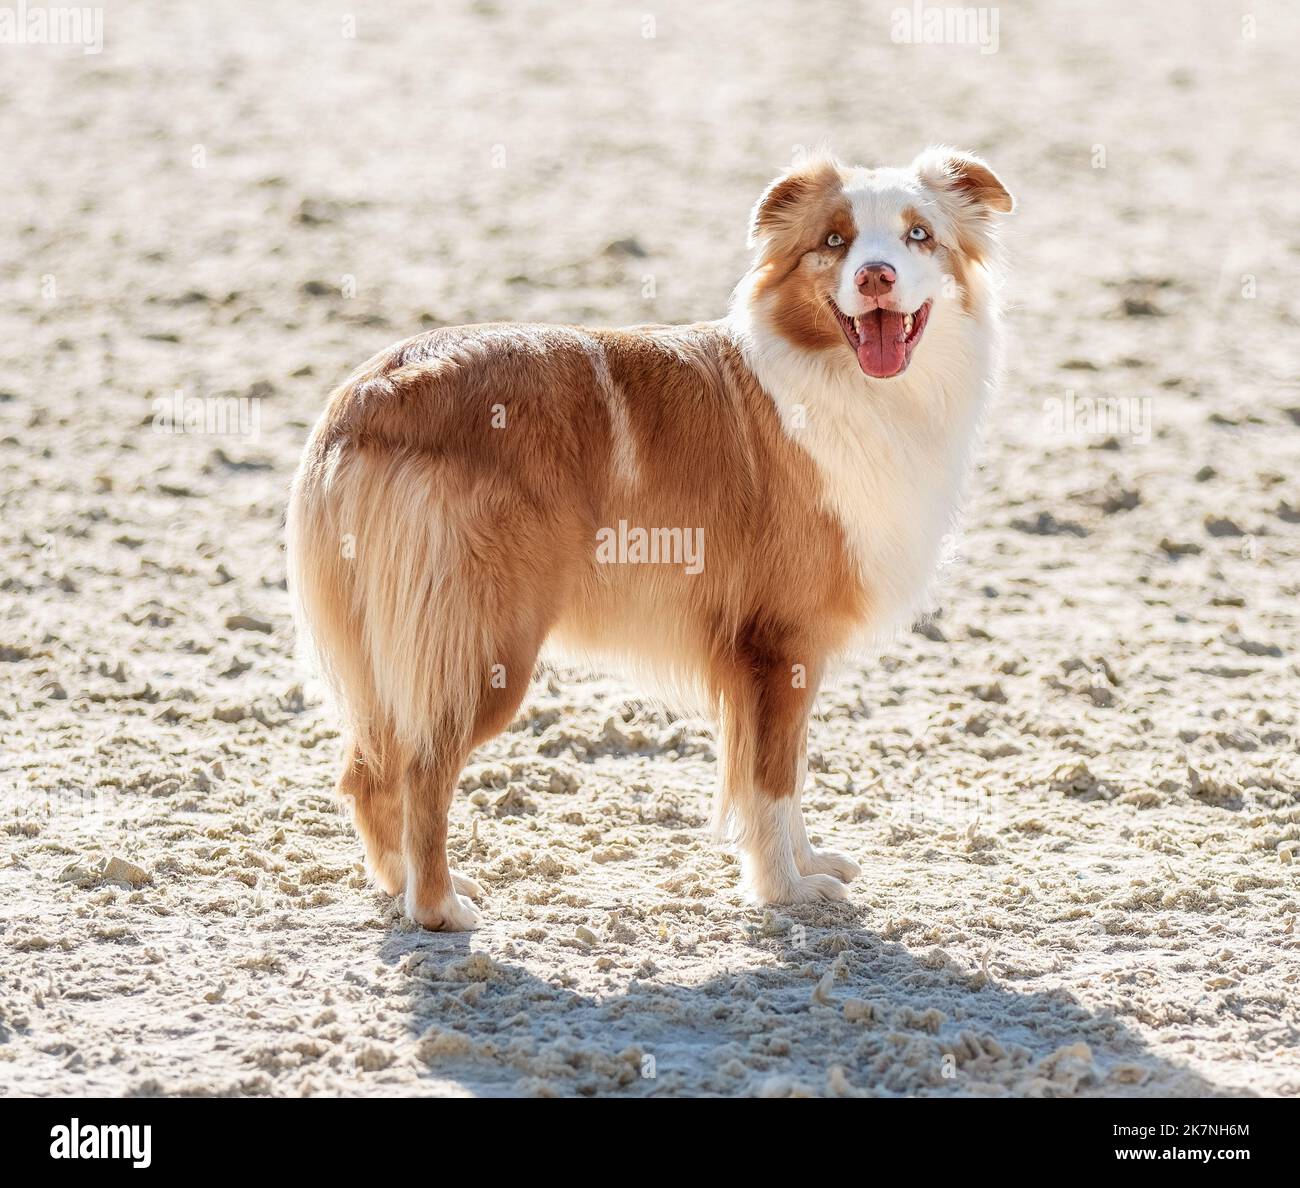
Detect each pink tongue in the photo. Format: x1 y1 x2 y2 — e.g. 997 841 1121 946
856 309 907 377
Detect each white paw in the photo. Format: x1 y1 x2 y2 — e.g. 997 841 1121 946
409 891 482 932
797 848 861 883
749 872 849 906
451 870 485 900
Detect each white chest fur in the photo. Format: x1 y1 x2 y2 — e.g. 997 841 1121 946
730 297 997 648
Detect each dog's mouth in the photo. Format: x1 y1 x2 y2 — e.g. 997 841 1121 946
831 300 932 378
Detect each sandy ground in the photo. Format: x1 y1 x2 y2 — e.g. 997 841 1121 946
2 0 1299 1098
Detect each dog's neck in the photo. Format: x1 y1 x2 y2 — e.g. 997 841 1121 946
723 271 1001 647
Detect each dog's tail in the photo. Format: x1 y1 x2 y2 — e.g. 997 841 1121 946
286 434 489 776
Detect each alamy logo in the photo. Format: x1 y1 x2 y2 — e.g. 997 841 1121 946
151 389 261 439
891 3 1000 54
1042 389 1152 445
49 1118 151 1168
595 520 704 575
0 4 103 54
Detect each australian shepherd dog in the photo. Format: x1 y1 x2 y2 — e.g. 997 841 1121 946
286 147 1014 930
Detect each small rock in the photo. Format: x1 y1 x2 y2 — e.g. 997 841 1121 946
603 237 647 258
225 614 273 633
210 447 273 472
492 785 536 817
1121 296 1163 317
1050 761 1102 797
1226 633 1282 658
103 856 150 888
1097 485 1141 514
1085 683 1116 707
1011 511 1088 537
912 617 947 642
1205 515 1244 537
295 198 337 226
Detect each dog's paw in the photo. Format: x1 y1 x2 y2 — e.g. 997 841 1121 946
451 870 486 900
797 848 861 883
409 891 481 932
749 872 849 906
788 873 850 903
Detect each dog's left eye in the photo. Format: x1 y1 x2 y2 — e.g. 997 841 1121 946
825 232 844 247
908 226 929 242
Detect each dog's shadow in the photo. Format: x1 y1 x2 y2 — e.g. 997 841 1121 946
375 901 1238 1098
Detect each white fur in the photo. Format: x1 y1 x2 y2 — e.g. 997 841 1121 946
738 792 849 905
834 165 957 317
788 755 861 882
728 251 998 649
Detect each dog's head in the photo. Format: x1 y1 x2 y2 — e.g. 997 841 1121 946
741 148 1013 379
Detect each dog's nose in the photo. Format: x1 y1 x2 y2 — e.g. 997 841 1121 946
855 262 897 297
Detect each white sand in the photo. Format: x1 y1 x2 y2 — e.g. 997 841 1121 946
1 0 1298 1097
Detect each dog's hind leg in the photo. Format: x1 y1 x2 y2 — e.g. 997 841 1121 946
339 731 488 904
337 736 405 897
401 742 480 931
291 443 562 928
401 629 544 929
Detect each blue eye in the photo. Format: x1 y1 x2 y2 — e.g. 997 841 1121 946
908 226 929 242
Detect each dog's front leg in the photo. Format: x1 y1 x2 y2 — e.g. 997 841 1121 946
787 751 862 884
716 651 851 905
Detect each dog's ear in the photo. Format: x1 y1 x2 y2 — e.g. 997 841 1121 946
748 156 842 249
913 147 1014 214
913 147 1013 264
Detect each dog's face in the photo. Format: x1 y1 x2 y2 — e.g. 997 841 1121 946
745 148 1013 378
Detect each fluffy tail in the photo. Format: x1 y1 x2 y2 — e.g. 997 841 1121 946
286 442 489 775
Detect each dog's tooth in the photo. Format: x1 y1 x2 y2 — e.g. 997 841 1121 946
853 316 862 338
904 313 913 333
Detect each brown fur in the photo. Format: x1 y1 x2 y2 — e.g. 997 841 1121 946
287 319 867 926
750 160 854 353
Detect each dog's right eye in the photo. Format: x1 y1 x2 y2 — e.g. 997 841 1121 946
825 232 844 247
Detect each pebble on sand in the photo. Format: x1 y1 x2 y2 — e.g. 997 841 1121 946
225 614 274 633
103 856 152 887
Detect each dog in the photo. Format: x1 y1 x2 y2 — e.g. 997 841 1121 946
286 147 1013 930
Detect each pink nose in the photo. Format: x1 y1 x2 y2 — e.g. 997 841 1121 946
855 262 896 297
